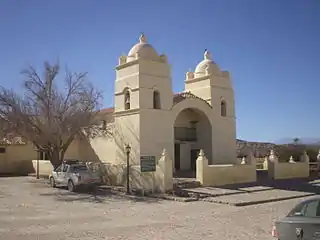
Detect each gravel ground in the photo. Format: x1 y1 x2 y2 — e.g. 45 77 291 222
0 177 312 240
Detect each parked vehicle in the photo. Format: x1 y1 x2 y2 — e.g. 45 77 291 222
49 160 101 192
272 197 320 239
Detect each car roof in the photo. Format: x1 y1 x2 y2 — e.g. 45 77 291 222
298 196 320 204
63 159 81 164
287 196 320 215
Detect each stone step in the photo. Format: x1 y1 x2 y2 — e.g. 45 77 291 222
180 182 320 206
173 179 201 189
203 190 316 206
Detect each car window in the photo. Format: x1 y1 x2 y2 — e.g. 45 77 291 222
290 200 320 217
63 165 68 172
304 200 320 217
70 165 88 172
55 166 62 172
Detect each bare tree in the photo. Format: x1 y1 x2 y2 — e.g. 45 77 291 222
0 61 105 168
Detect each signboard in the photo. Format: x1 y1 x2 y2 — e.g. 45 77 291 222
140 156 156 172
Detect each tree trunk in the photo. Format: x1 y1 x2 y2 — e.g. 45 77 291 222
59 149 66 165
49 144 68 169
50 148 61 169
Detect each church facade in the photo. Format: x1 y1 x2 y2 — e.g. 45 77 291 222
101 34 237 172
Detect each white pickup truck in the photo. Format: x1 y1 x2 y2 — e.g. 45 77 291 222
49 160 101 192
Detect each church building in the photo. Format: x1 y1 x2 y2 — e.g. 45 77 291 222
99 34 237 173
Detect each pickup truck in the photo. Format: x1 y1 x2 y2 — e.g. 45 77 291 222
49 161 101 192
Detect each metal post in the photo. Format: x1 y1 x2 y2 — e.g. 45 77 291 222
125 144 131 194
126 151 130 194
36 150 39 179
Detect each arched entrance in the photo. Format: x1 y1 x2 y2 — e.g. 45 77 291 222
172 94 213 178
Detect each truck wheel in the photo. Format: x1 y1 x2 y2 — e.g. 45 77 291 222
50 177 56 188
68 180 76 192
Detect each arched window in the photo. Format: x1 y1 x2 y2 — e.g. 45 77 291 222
124 90 130 110
220 100 227 117
153 90 161 109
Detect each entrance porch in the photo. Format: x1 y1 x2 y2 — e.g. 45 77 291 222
173 107 212 177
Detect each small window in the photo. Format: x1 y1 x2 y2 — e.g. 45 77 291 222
124 90 130 110
220 100 227 117
39 151 50 160
0 147 6 154
153 90 161 109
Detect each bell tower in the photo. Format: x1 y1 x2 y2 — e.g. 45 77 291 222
184 50 237 163
113 34 174 165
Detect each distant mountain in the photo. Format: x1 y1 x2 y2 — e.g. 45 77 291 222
236 139 275 157
236 138 320 158
274 138 320 145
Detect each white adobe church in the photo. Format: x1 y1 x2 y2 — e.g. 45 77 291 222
100 34 237 173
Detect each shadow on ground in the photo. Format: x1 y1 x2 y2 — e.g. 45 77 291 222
215 171 320 195
175 170 320 206
39 185 162 204
177 170 320 195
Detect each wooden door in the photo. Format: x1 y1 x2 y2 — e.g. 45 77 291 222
190 149 200 171
174 144 180 171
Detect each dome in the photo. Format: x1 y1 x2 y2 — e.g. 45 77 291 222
127 34 158 60
194 50 220 74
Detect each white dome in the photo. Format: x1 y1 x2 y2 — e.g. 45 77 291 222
127 34 158 60
194 50 220 74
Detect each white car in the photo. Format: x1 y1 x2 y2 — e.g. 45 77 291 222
49 161 102 192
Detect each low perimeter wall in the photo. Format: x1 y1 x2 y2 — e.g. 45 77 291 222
32 160 54 177
267 161 309 180
32 149 173 194
99 149 173 193
196 150 257 186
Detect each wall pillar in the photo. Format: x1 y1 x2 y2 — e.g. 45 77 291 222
196 149 208 185
158 149 173 192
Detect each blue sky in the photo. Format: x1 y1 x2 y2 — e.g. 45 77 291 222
0 0 319 142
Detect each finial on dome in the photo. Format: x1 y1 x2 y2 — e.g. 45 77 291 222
204 49 211 60
161 148 167 156
139 33 147 43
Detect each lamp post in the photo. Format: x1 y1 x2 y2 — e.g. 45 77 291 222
36 152 40 179
34 146 40 179
125 144 131 194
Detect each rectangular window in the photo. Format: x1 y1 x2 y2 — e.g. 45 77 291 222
174 127 197 142
39 151 50 160
0 147 5 154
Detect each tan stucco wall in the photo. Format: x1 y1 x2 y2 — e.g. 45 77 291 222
78 136 115 163
197 164 257 186
81 149 173 193
267 161 309 180
114 114 141 165
0 144 36 174
0 140 81 174
196 152 256 186
32 160 54 176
